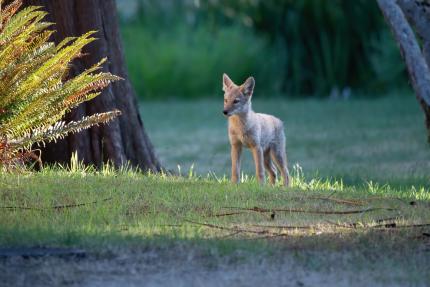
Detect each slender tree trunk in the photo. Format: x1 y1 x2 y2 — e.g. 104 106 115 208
377 0 430 142
22 0 161 170
396 0 430 142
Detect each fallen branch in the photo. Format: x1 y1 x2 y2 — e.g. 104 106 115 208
325 217 430 230
307 196 365 206
372 223 430 229
206 211 247 218
184 219 282 236
223 206 397 215
0 197 113 211
250 224 316 230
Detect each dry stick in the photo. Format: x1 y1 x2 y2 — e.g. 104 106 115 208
0 197 113 211
295 195 410 206
250 224 316 230
307 196 365 206
244 233 289 241
325 221 355 229
372 223 430 229
184 219 281 236
375 217 405 223
361 196 411 206
326 217 430 230
206 211 247 218
281 194 364 206
223 206 397 215
326 216 404 228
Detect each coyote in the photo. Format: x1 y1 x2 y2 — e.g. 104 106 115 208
222 73 290 186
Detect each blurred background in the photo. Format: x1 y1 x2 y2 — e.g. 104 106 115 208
114 0 429 185
116 0 408 100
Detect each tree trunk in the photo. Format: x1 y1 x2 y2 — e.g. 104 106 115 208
396 0 430 142
377 0 430 142
22 0 161 170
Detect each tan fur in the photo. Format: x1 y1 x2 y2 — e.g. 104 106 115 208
222 73 290 186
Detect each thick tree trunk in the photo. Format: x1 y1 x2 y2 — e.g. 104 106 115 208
22 0 161 170
377 0 430 142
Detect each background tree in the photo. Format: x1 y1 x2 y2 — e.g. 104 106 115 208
19 0 161 170
377 0 430 142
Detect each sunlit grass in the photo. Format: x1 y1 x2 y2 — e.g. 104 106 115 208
141 96 430 187
1 96 429 284
1 161 429 249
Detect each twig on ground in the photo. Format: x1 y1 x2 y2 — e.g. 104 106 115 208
53 197 112 210
184 219 282 236
307 196 365 206
223 206 397 215
206 211 247 218
326 216 402 228
325 217 430 230
372 223 430 229
249 224 316 230
0 197 113 211
359 196 410 206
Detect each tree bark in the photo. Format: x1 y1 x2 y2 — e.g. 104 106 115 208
377 0 430 142
396 0 430 142
22 0 161 170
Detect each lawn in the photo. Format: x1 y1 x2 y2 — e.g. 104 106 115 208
1 96 430 286
142 95 430 186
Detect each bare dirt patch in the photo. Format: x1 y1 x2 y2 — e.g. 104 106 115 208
0 245 425 287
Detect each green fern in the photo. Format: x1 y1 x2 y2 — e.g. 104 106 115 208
0 0 121 168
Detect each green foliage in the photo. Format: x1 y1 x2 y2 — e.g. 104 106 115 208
0 0 121 168
368 30 408 92
118 0 408 99
122 25 283 99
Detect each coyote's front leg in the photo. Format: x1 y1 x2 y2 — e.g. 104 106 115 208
231 144 242 183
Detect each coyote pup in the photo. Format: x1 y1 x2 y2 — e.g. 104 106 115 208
222 73 290 186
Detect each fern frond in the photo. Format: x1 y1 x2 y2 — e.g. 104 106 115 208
8 110 121 151
0 0 23 33
0 5 122 167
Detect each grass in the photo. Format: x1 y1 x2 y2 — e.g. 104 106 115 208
142 95 430 186
1 166 429 244
0 167 429 283
1 96 429 283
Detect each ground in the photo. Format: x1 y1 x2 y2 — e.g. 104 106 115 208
142 96 429 185
0 96 429 286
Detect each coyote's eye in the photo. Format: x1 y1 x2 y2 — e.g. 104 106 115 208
233 99 240 104
224 99 227 103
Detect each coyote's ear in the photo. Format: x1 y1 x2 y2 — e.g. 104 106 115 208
241 76 255 98
223 73 234 91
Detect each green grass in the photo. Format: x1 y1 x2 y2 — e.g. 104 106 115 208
0 167 429 282
1 167 429 245
0 96 429 283
141 95 430 186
